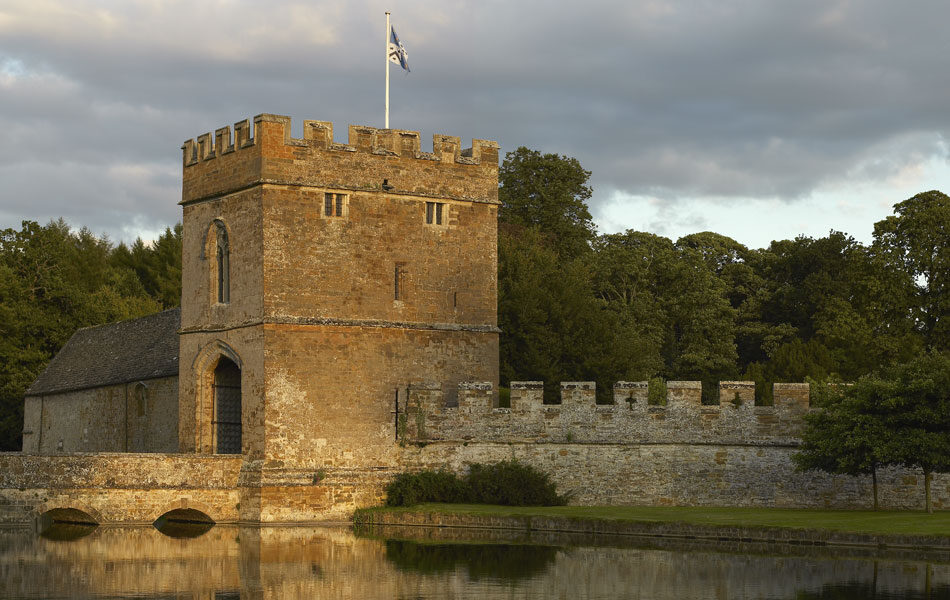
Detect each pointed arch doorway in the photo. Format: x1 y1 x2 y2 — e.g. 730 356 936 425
212 357 242 454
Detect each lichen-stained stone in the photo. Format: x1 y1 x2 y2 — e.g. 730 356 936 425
177 115 500 521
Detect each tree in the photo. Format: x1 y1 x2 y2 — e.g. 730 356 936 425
592 230 738 396
0 220 163 450
498 225 619 400
794 382 890 509
590 231 670 381
499 147 596 259
111 224 183 309
795 352 950 512
873 190 950 351
872 352 950 513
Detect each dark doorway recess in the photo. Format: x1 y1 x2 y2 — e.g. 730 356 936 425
213 357 242 454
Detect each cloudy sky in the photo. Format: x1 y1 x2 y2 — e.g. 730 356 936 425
1 0 948 248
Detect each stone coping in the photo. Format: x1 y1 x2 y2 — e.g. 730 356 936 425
354 509 950 553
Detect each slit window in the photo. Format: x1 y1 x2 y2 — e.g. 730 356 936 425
425 202 444 225
394 264 404 300
324 193 347 218
213 220 230 304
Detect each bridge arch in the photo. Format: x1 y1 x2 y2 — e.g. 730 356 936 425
34 504 102 539
33 502 104 525
153 498 220 524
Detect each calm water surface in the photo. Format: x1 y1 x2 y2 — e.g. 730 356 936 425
1 522 948 599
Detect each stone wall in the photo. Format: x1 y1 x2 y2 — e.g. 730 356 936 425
402 442 948 511
21 376 178 454
397 380 948 511
406 380 809 445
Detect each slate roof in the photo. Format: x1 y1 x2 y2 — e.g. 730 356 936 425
26 308 181 396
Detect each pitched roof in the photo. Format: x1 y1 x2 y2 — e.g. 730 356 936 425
26 308 181 396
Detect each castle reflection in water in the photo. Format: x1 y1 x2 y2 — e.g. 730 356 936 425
1 524 948 599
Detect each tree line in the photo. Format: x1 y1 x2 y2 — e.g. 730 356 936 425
0 221 181 449
0 148 946 453
498 147 948 405
497 147 948 511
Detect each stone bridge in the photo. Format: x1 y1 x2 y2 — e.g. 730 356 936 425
0 453 243 526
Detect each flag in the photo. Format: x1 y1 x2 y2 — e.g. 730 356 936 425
388 26 410 72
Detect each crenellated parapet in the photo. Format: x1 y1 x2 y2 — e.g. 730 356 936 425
180 114 499 205
405 381 811 446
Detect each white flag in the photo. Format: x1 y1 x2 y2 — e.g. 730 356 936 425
388 26 410 72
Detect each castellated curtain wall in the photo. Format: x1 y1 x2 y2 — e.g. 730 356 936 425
404 381 809 445
399 380 948 511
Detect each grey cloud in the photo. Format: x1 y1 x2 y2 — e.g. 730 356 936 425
1 0 949 243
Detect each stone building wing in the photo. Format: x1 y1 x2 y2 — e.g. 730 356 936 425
25 308 181 396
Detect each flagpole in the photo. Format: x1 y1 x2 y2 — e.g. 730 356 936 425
385 11 390 129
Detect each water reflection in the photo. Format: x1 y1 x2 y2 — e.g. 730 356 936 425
153 518 215 539
384 539 558 580
153 508 216 539
0 523 948 599
799 582 950 600
38 521 97 542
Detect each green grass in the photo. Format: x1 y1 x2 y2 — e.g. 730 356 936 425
362 503 950 537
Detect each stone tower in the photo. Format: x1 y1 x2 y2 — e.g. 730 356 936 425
178 114 499 520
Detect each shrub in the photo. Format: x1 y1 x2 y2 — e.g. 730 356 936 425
465 460 566 506
385 470 470 507
498 387 511 408
647 377 667 405
384 460 567 507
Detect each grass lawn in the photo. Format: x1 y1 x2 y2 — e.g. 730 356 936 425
363 504 950 537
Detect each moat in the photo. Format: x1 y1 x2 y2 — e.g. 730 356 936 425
2 523 948 599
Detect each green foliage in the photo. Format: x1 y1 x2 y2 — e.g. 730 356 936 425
382 540 558 580
0 220 182 450
647 378 667 406
795 352 950 512
111 224 182 309
872 190 950 351
498 225 621 395
494 145 939 416
385 470 470 507
499 146 595 259
866 351 950 512
466 460 566 506
384 461 567 507
730 391 742 408
497 387 511 409
804 375 846 408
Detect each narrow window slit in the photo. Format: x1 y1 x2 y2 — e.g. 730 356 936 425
394 265 401 300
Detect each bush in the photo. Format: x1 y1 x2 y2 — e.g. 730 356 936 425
465 460 565 506
647 377 667 405
384 460 567 507
385 470 470 507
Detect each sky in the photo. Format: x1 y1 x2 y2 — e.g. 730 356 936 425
1 0 949 249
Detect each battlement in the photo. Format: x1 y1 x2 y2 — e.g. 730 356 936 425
180 114 500 205
405 381 810 446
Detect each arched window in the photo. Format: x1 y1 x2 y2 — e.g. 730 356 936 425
213 220 230 304
133 382 149 417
